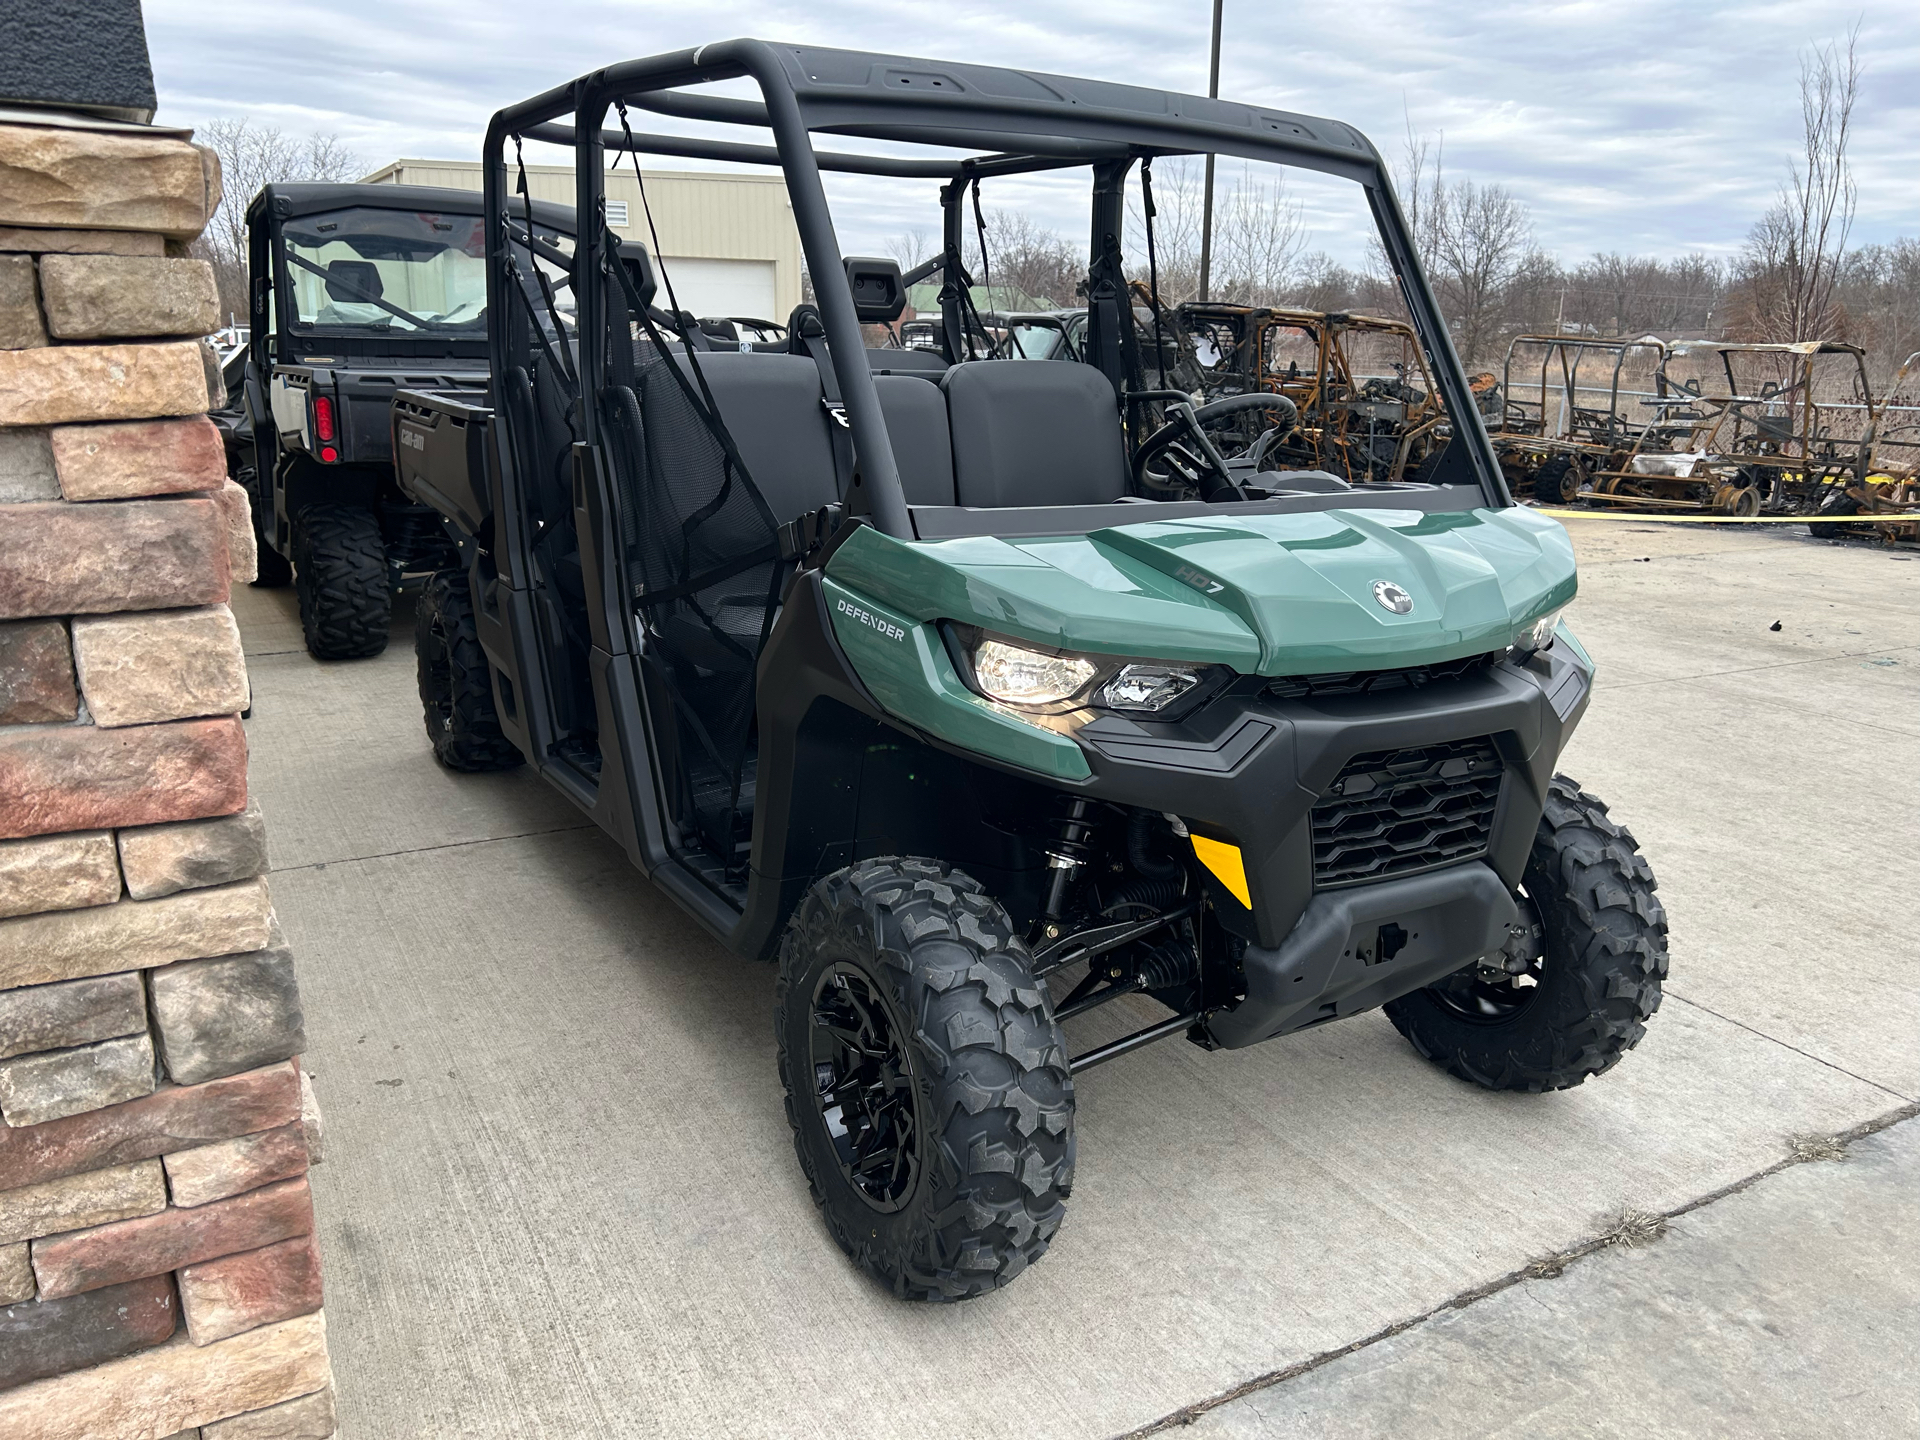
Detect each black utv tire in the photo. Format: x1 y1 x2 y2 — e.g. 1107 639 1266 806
1385 776 1668 1092
775 858 1075 1302
415 570 522 772
240 471 292 588
292 504 389 659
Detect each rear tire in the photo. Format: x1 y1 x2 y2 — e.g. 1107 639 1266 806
1384 776 1668 1092
292 504 389 659
416 570 521 772
775 857 1074 1301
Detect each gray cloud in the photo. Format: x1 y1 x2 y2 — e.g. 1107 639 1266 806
144 0 1916 264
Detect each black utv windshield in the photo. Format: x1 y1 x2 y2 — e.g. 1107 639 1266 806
283 207 492 335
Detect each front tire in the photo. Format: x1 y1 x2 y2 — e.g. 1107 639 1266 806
1385 776 1668 1091
292 504 389 659
416 570 521 772
775 858 1075 1301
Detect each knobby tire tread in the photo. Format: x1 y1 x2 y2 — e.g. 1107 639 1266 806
775 857 1075 1302
293 504 389 659
1385 775 1668 1092
416 570 522 772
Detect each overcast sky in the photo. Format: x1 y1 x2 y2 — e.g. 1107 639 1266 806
145 0 1916 266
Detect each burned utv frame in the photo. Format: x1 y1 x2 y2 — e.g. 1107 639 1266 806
1178 303 1449 485
1487 335 1672 506
1579 341 1877 516
391 41 1666 1302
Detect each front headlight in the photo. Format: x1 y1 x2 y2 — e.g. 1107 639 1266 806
1514 608 1563 657
1095 663 1203 713
973 640 1098 706
961 632 1221 716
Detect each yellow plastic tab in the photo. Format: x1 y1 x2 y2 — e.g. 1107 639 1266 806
1189 835 1251 909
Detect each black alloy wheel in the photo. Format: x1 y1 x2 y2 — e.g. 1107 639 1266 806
775 857 1075 1301
1426 889 1546 1023
808 965 921 1212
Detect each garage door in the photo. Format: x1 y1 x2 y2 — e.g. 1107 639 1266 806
655 258 778 322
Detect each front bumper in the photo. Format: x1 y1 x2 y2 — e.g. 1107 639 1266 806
1207 861 1517 1047
1066 637 1592 953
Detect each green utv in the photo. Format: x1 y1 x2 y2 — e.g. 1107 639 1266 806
390 43 1668 1301
217 183 574 659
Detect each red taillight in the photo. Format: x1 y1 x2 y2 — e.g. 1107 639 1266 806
319 446 338 463
312 394 336 443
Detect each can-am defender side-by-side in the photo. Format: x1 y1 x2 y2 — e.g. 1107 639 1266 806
216 183 574 658
391 43 1668 1301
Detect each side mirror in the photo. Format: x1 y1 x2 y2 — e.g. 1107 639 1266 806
843 257 906 323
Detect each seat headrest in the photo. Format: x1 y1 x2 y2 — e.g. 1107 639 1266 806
786 303 827 350
940 360 1128 509
843 257 906 323
616 242 657 309
324 260 382 303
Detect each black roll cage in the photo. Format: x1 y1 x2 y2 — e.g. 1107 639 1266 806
481 39 1509 542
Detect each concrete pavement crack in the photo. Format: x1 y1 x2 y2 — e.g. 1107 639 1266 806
1663 990 1913 1101
1119 1102 1920 1438
270 823 598 876
1601 644 1917 692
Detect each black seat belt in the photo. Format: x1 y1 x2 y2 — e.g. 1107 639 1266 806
789 304 856 496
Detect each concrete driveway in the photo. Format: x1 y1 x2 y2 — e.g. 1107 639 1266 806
233 519 1918 1438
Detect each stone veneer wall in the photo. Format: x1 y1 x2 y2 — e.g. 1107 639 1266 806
0 118 336 1439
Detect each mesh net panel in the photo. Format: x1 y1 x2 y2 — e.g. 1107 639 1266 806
605 330 785 855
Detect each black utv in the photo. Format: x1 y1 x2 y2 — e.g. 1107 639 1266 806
392 42 1668 1302
216 183 575 658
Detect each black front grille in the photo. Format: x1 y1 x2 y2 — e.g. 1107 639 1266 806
1311 738 1503 887
1267 651 1500 701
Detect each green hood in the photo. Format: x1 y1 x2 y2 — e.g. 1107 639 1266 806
825 505 1576 676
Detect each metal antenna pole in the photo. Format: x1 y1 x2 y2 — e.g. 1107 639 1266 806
1198 0 1223 302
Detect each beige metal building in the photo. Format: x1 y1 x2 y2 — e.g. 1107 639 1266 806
361 158 804 322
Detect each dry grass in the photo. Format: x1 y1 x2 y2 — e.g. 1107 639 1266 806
1595 1209 1670 1249
1788 1133 1850 1163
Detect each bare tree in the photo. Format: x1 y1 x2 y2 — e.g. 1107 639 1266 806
1733 29 1860 341
1119 157 1301 307
967 209 1082 309
1377 120 1536 364
193 117 362 325
883 226 937 272
1207 165 1304 307
1430 179 1535 365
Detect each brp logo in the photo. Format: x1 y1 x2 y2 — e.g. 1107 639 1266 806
1372 580 1414 615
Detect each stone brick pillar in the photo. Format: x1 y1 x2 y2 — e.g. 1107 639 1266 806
0 93 337 1440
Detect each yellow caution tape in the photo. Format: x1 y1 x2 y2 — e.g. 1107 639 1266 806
1189 835 1251 908
1535 510 1917 525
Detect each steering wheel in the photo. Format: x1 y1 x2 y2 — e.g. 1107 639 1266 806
1134 393 1301 501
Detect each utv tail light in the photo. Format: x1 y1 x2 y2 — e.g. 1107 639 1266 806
312 395 338 462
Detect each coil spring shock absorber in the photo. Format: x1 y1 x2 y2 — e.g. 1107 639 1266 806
1038 798 1096 942
382 504 455 574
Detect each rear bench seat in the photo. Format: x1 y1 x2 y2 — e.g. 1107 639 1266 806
661 350 957 511
654 350 1125 521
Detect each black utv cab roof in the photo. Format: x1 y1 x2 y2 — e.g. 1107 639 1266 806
487 39 1506 539
246 181 575 232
